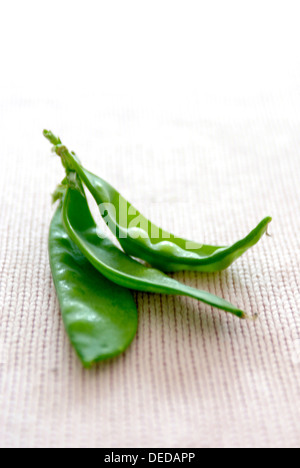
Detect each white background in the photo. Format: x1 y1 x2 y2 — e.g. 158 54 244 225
1 0 300 166
1 0 299 100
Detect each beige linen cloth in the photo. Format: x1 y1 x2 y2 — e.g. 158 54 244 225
0 91 299 448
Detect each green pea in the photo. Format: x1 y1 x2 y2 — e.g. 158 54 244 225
49 206 138 368
62 181 247 319
44 130 271 273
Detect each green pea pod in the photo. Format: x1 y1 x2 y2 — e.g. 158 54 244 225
43 130 272 273
62 181 247 319
49 205 138 368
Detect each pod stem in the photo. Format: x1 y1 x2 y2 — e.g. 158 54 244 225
43 130 61 146
43 129 82 172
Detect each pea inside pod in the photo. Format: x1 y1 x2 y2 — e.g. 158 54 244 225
43 130 272 273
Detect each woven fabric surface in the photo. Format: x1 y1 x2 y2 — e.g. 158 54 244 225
0 90 299 448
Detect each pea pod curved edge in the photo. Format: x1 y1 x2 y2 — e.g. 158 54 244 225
43 130 272 273
49 205 138 368
62 181 247 319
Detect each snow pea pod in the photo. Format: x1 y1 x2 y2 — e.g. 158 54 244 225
68 166 271 272
43 130 272 273
49 205 138 368
62 180 247 319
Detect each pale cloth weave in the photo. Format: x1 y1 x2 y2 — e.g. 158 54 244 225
0 91 299 448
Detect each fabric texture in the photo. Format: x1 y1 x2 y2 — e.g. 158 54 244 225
0 90 300 448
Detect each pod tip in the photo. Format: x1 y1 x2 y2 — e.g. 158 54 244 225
242 312 259 321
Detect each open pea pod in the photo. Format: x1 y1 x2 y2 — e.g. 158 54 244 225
49 205 138 368
61 179 247 319
44 130 272 273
